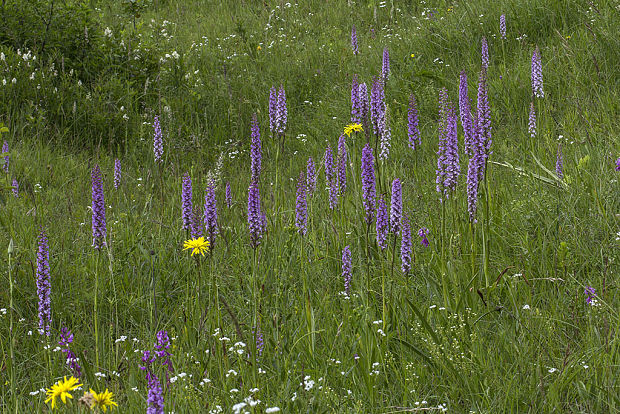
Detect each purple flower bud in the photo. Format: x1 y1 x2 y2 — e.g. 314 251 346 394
2 140 8 173
408 94 421 150
390 178 402 233
204 180 218 247
337 135 347 195
250 113 262 183
361 143 376 224
12 178 18 198
584 286 596 304
531 46 544 98
351 75 361 123
36 228 52 336
181 173 192 231
500 14 507 39
528 102 537 138
382 47 390 83
400 215 412 274
351 25 359 55
459 71 474 156
248 181 265 249
225 181 232 208
555 144 564 179
91 165 107 249
295 171 308 236
153 115 163 163
306 157 317 195
269 86 277 133
113 158 121 189
376 197 388 250
342 245 352 295
418 227 429 248
481 37 489 70
616 157 620 171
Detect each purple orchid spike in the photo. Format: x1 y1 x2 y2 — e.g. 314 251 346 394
181 173 193 231
408 94 421 150
400 215 412 274
114 158 121 189
342 246 352 295
36 228 52 336
153 115 163 163
361 143 376 224
531 46 544 98
295 171 308 236
204 180 218 247
91 165 107 249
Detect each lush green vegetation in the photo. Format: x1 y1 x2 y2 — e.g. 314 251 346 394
1 0 619 412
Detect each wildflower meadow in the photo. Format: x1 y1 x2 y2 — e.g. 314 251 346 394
1 0 619 412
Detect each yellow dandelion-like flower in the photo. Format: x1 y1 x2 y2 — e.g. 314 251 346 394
257 45 262 50
45 376 82 409
410 53 415 58
344 123 363 137
90 389 118 412
183 237 210 256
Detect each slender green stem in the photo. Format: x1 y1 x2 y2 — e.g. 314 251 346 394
8 242 16 413
94 250 100 369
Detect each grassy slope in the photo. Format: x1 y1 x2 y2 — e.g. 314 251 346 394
1 0 619 412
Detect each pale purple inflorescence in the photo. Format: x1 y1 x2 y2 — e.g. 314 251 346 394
351 75 361 124
36 228 52 336
268 86 278 133
337 135 347 195
113 158 121 189
306 157 317 195
531 46 544 98
481 37 489 70
155 330 173 376
500 14 507 39
382 47 390 83
147 376 164 414
91 165 107 249
276 85 288 135
436 90 460 199
351 25 359 55
476 70 492 170
247 181 266 248
370 77 385 137
408 94 421 150
376 197 389 250
59 326 81 377
225 182 232 208
584 286 596 304
555 144 564 179
390 178 402 233
400 215 412 274
250 113 262 183
359 83 370 140
12 178 18 198
295 171 308 236
459 71 474 156
153 115 163 163
2 140 8 173
528 102 537 138
342 245 352 295
254 324 264 356
379 107 391 161
204 180 218 247
361 143 376 225
181 173 192 231
324 144 338 210
616 157 620 171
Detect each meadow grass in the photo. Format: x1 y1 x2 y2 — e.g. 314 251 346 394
0 0 619 412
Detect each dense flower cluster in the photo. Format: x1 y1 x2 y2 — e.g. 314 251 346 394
531 46 544 98
36 228 52 336
91 165 107 249
181 173 193 231
295 171 308 236
408 94 420 149
361 144 376 224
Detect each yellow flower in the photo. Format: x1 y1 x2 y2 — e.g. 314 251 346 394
257 45 262 50
90 389 118 411
45 376 82 409
183 237 210 256
410 53 415 58
343 123 363 137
